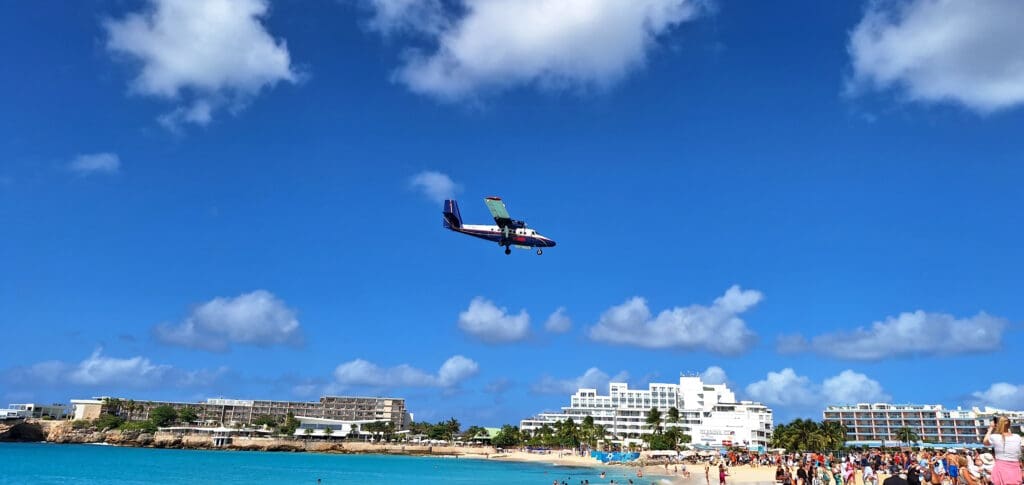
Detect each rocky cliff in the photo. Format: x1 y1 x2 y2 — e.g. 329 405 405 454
0 421 45 442
29 420 496 457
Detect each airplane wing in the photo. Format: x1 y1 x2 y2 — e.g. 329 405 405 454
485 196 527 229
485 197 511 225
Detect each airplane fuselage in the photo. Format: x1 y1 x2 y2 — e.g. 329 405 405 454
449 224 557 248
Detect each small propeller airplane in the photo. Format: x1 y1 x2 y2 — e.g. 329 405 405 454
443 197 557 255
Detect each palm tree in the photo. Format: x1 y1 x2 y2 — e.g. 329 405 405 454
554 418 581 448
894 427 919 446
445 418 461 442
821 421 849 450
463 425 487 442
667 407 680 425
324 427 334 438
304 427 313 439
645 407 663 435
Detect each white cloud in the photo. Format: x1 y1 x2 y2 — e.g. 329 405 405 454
4 349 223 390
822 370 891 405
848 0 1024 113
532 367 629 395
544 307 572 333
68 349 170 387
700 366 728 385
390 0 705 100
409 170 460 203
457 297 530 343
333 355 478 389
104 0 297 127
745 368 818 408
154 290 303 351
587 285 760 354
363 0 448 36
745 368 889 411
801 310 1006 360
970 382 1024 410
69 153 120 175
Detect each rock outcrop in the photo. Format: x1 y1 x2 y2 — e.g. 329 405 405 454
28 420 498 458
0 421 45 442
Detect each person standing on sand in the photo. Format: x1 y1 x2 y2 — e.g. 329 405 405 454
720 464 729 485
706 463 711 485
983 416 1022 485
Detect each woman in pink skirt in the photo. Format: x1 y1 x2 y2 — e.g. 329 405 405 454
983 416 1022 485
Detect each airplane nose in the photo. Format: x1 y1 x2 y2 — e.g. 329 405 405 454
547 239 557 247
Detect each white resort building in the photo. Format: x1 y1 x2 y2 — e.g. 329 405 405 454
520 375 773 451
823 403 1024 445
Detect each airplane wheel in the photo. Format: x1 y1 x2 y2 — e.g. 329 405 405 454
504 247 511 255
536 249 543 255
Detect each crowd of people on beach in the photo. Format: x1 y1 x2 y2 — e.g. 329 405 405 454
767 418 1022 485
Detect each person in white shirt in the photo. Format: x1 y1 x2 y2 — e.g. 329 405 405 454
983 416 1021 485
864 464 878 485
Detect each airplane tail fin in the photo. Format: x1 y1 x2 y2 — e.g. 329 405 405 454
443 199 462 229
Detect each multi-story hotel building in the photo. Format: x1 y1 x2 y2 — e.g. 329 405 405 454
520 375 774 450
823 403 1024 445
71 395 410 429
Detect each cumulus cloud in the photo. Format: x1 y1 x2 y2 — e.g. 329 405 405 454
745 368 889 412
333 355 479 389
104 0 297 128
409 170 460 203
848 0 1024 113
154 290 303 351
532 367 629 395
790 310 1006 360
363 0 449 36
68 349 171 387
381 0 705 100
457 297 530 343
822 370 892 405
700 366 728 385
69 153 121 175
745 368 818 409
587 285 760 354
544 307 572 333
970 382 1024 410
4 349 224 390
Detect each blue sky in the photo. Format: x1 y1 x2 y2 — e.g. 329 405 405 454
2 0 1023 426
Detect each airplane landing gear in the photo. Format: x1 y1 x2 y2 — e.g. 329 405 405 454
504 246 511 255
536 248 543 255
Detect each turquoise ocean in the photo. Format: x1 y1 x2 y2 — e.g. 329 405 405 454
0 443 652 484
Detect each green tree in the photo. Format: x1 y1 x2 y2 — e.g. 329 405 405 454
119 421 157 433
533 424 555 446
645 407 663 435
821 421 849 450
279 412 299 436
178 407 198 424
324 427 333 437
463 425 487 441
149 405 178 427
492 424 522 447
125 400 137 421
304 427 313 438
555 418 581 448
667 407 680 424
445 418 461 442
94 413 124 430
253 415 279 428
102 398 124 418
894 427 919 446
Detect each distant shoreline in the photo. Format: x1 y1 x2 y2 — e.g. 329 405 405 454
3 420 700 483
